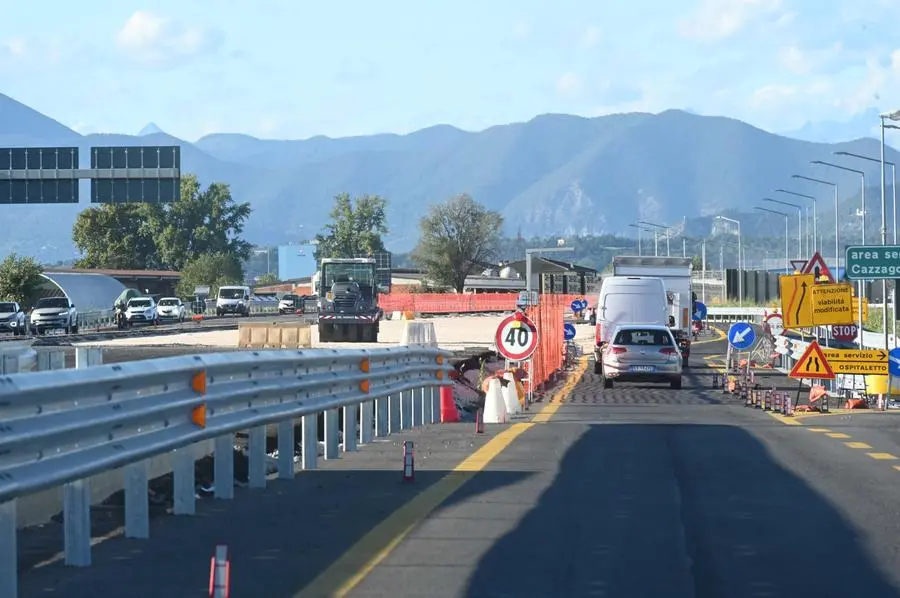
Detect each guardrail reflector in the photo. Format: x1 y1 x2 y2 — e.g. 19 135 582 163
436 355 444 365
192 403 207 428
360 358 370 373
359 379 370 393
192 370 207 394
436 370 444 380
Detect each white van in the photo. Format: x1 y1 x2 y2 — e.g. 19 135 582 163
593 276 668 374
216 285 252 316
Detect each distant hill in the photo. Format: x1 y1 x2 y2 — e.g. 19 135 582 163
0 92 898 262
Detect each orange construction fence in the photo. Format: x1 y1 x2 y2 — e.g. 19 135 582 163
380 293 590 314
524 294 566 392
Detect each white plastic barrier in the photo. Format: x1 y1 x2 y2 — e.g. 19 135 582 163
398 321 438 347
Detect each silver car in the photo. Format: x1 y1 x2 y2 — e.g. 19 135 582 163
599 324 683 390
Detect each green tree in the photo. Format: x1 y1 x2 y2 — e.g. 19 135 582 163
0 253 45 305
72 203 162 269
151 175 253 270
411 194 504 293
175 252 244 298
314 193 388 260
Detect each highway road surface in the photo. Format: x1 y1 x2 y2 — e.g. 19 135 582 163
17 328 900 597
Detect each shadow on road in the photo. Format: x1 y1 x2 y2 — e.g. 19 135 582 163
17 465 533 598
463 423 900 597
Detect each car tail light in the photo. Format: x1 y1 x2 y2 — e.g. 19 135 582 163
595 324 602 347
611 346 627 354
660 347 678 355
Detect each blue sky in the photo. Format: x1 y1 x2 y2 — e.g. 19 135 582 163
1 0 898 141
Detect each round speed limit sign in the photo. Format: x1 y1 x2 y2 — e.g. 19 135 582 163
495 313 539 361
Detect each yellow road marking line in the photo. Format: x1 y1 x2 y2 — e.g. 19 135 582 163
892 465 900 472
845 442 873 449
867 452 898 460
766 411 802 425
808 428 831 432
294 357 587 598
826 432 851 438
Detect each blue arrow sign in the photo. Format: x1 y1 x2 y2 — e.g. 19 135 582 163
692 301 707 321
563 322 577 340
570 300 584 312
578 299 588 310
889 347 900 378
728 322 756 350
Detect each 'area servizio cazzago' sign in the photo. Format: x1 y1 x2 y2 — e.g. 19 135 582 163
845 245 900 280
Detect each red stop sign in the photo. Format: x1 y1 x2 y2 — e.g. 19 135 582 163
832 324 858 342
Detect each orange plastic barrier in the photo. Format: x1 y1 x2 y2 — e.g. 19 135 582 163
524 294 566 392
379 293 589 314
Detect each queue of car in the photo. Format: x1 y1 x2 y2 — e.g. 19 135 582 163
593 258 694 390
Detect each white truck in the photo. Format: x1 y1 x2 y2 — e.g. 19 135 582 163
610 256 695 367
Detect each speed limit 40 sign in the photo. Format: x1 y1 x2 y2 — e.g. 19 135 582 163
495 312 539 361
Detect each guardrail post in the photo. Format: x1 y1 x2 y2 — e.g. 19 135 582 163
63 478 91 566
361 399 375 443
214 435 235 500
412 387 423 427
277 420 295 480
173 447 195 515
1 354 19 374
0 499 16 598
344 404 358 452
430 387 440 424
74 346 103 368
401 390 413 429
248 426 267 489
324 409 340 459
124 461 149 539
302 414 318 470
421 386 432 424
388 394 400 434
374 397 389 438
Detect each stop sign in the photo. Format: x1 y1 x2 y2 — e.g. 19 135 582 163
832 324 859 342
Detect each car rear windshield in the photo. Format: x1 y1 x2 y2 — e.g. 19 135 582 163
158 299 178 306
614 329 673 346
129 299 151 308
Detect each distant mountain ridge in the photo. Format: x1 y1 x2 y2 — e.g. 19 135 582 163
0 92 897 262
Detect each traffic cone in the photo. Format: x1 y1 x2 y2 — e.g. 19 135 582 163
501 372 521 415
482 378 507 424
439 386 460 423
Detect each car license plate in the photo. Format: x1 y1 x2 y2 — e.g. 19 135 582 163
629 365 656 372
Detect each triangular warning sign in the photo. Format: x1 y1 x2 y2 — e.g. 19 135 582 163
801 251 834 283
788 340 835 380
790 259 807 272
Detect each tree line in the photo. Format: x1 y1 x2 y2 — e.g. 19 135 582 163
314 192 505 293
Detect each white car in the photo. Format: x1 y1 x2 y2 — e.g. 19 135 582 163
125 297 159 326
157 297 186 322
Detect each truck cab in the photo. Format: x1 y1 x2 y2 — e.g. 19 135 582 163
316 254 391 342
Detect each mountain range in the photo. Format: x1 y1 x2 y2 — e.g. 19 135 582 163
1 92 898 263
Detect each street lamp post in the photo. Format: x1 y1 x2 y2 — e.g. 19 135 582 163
881 111 900 348
754 206 790 273
775 189 817 255
639 221 670 256
763 198 802 258
792 174 840 269
714 216 742 307
628 223 655 257
812 160 868 346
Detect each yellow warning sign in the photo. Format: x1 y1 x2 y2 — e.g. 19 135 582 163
810 283 855 325
851 297 869 321
822 348 888 376
780 274 815 329
789 340 835 380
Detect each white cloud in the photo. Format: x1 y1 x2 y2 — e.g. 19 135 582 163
581 26 601 48
556 73 583 96
115 11 222 68
677 0 783 42
778 42 844 76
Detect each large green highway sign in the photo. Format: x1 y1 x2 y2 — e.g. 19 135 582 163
845 245 900 280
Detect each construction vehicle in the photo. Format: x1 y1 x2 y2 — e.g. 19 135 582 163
609 256 695 367
314 251 392 342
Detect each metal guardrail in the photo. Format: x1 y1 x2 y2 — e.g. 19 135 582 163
0 346 453 597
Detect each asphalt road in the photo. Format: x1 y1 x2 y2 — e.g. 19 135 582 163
17 330 900 597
